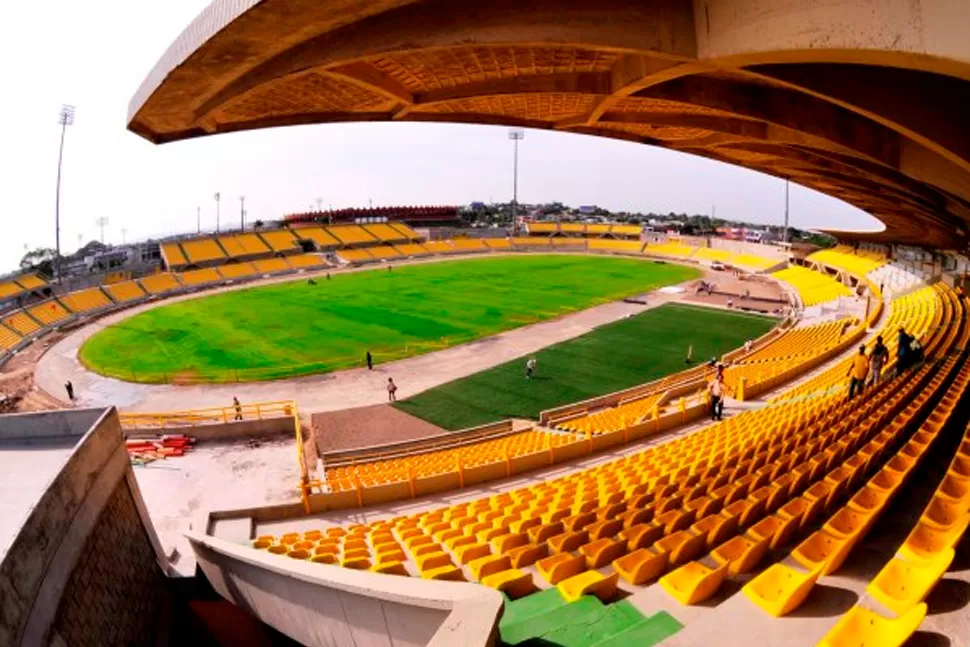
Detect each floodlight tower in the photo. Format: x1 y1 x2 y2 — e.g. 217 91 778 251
214 192 221 232
54 104 76 282
783 180 790 243
95 217 109 244
240 196 246 230
509 128 525 227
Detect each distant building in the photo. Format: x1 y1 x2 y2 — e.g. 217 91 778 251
578 205 597 215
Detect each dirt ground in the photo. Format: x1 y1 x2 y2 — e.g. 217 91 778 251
0 332 68 413
311 403 447 454
683 272 788 313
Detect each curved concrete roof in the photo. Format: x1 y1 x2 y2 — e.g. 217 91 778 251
128 0 970 248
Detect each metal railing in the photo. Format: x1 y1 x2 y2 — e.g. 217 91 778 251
118 400 296 429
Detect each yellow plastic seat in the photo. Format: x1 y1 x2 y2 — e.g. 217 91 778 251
711 535 770 574
579 538 627 569
287 549 311 560
482 568 536 599
468 554 512 581
613 548 668 584
618 507 653 529
311 553 338 564
557 570 620 603
376 549 407 564
742 563 821 617
868 549 954 614
921 496 969 530
536 552 585 585
660 561 730 605
817 603 926 647
412 543 442 558
655 509 696 535
491 532 527 553
371 561 408 576
899 520 969 562
791 530 854 575
528 521 564 544
847 485 889 515
939 474 970 504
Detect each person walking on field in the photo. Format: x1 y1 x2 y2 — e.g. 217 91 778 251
387 378 398 402
869 336 889 386
525 357 537 379
708 368 727 421
366 350 373 371
847 345 869 399
64 381 75 402
233 396 243 420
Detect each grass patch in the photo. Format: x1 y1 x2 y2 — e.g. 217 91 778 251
394 303 776 430
80 255 699 383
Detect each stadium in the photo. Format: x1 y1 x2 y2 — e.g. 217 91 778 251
3 2 970 647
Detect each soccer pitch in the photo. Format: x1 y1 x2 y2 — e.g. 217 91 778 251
394 303 776 430
79 254 700 383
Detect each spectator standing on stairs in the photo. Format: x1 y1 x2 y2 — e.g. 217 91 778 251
869 337 889 385
387 378 398 402
847 345 869 399
708 368 726 421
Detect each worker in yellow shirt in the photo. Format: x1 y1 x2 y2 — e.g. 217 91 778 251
847 345 869 399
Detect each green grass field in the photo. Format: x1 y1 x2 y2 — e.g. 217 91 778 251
394 303 776 430
80 255 699 383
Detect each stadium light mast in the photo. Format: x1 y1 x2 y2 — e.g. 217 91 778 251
509 128 525 227
783 180 790 243
197 206 201 234
214 192 221 232
95 217 109 244
54 104 76 283
240 196 245 230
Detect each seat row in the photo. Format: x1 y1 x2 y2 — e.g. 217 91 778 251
808 244 887 277
160 222 422 267
771 265 853 307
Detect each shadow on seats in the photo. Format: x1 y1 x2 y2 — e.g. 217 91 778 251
787 584 858 619
925 578 970 615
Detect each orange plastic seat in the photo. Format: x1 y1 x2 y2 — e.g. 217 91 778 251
557 570 620 603
507 542 548 568
416 551 453 573
748 513 799 550
868 549 954 615
613 548 668 584
620 523 664 550
456 542 491 565
899 520 969 562
579 538 627 569
482 568 536 599
468 554 512 581
690 512 739 548
742 563 821 617
711 535 770 574
536 552 585 585
654 530 706 567
817 603 926 647
528 521 564 544
791 530 854 575
823 507 875 541
371 561 408 576
548 530 589 554
660 561 730 605
422 565 466 581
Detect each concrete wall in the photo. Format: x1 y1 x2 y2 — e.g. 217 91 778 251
0 407 107 439
0 408 170 646
187 531 502 647
126 415 296 442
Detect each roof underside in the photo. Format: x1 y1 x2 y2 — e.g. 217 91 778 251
128 0 970 249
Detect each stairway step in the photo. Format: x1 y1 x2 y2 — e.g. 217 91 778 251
589 611 683 647
499 587 568 630
500 595 602 645
519 599 646 647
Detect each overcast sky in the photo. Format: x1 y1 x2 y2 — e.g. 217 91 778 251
0 0 881 274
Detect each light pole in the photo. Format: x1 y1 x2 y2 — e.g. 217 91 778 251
95 217 109 244
54 104 75 282
121 228 127 245
197 206 201 234
240 196 246 230
214 192 221 232
783 180 790 243
508 128 524 229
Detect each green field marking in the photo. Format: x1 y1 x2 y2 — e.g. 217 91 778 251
589 611 683 647
80 255 699 383
395 303 776 430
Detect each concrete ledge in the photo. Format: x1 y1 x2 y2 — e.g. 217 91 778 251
125 416 296 442
186 531 502 647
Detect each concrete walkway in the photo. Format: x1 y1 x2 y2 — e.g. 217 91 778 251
35 278 693 414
